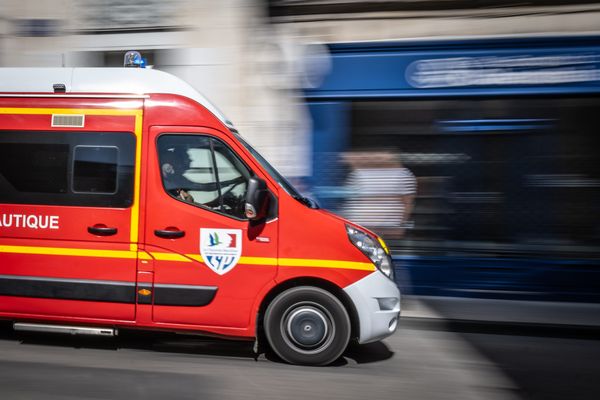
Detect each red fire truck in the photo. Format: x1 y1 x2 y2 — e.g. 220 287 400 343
0 62 400 365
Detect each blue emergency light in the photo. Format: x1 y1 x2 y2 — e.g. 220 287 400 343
124 51 145 68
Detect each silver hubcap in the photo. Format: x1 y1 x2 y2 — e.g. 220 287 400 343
282 303 334 354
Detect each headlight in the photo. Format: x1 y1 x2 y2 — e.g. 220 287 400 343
346 225 394 280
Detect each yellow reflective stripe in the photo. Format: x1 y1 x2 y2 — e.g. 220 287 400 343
0 244 138 259
148 252 375 271
189 254 370 270
239 256 278 266
0 108 142 116
377 237 390 255
186 254 203 263
129 112 143 251
150 252 190 262
188 254 279 266
0 107 144 252
0 245 374 271
279 258 375 271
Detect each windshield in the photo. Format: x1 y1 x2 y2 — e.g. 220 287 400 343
236 135 314 207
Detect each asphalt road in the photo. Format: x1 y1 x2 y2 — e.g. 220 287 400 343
456 326 600 400
0 319 598 400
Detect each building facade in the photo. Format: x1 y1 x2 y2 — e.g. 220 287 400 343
0 0 311 177
266 0 600 300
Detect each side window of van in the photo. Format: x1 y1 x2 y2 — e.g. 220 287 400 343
0 131 135 207
73 146 119 194
157 135 251 219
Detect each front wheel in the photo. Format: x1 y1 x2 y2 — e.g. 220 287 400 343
264 286 351 366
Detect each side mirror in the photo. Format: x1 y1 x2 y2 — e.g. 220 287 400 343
245 176 269 220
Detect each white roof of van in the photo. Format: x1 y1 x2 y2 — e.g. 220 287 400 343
0 68 234 129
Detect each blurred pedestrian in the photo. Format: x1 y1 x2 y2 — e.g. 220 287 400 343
341 149 416 240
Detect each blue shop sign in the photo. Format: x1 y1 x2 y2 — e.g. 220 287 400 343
306 36 600 98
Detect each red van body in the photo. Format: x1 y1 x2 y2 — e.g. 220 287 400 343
0 68 400 365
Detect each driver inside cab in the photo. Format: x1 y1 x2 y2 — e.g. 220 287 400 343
161 160 195 203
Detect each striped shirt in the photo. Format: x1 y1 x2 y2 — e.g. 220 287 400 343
342 167 416 228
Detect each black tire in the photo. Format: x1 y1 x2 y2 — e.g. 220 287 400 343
264 286 351 366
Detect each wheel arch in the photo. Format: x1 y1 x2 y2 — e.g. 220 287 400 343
255 277 360 344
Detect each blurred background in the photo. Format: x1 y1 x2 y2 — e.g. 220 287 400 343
2 0 599 316
0 0 600 399
1 1 599 398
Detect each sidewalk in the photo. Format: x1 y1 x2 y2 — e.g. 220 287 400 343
401 295 600 327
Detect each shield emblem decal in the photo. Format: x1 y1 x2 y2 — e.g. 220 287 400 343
200 228 242 275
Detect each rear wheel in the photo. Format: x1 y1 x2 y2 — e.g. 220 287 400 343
264 286 351 366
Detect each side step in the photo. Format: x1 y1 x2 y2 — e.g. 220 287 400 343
14 323 116 337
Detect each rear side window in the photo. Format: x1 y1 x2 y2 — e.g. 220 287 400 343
1 143 69 194
0 131 135 207
73 146 119 194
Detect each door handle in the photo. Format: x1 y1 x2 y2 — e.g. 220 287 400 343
88 224 118 236
154 228 185 239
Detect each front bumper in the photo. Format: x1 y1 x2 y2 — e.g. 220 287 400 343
343 270 401 344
